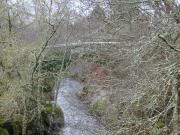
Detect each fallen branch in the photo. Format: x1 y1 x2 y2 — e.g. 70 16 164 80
158 34 180 52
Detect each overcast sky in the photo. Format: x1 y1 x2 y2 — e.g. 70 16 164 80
10 0 93 16
10 0 180 17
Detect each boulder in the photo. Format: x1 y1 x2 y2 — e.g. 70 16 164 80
52 107 64 129
0 127 9 135
45 104 64 129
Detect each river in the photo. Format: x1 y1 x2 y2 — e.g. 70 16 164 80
54 78 110 135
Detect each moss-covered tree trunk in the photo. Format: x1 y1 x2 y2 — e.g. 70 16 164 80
172 74 180 134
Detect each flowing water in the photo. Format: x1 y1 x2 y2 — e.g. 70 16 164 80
55 78 110 135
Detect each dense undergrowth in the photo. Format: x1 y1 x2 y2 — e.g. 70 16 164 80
0 43 70 134
75 30 180 135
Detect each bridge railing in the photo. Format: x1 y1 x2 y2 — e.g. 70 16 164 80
49 41 132 48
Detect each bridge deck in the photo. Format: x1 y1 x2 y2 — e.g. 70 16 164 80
48 41 132 49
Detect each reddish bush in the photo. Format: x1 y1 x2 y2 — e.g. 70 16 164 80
94 68 108 80
88 63 98 72
88 63 108 81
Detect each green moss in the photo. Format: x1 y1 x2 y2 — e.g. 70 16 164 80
150 125 167 135
0 127 9 135
54 107 64 126
129 99 146 119
45 104 53 113
103 115 118 127
55 107 64 116
44 104 64 127
156 121 165 129
45 104 64 121
77 89 92 100
90 97 108 116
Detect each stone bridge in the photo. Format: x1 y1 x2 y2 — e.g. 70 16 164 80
49 41 132 54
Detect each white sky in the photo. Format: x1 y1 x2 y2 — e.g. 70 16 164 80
10 0 92 16
9 0 180 16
